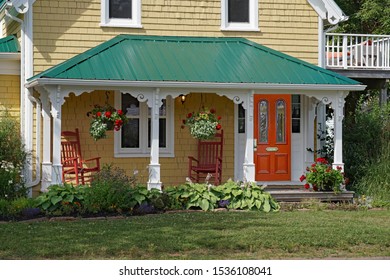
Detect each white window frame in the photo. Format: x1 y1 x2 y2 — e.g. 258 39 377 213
221 0 259 31
100 0 142 28
114 92 174 158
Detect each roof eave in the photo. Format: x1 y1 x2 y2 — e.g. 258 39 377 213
0 52 20 60
26 78 366 92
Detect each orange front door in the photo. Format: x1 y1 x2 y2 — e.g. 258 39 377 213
254 94 291 181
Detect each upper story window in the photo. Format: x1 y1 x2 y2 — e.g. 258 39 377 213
101 0 142 28
221 0 259 31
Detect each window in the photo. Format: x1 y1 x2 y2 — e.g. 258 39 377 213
115 93 174 157
237 103 245 134
221 0 259 31
291 95 301 133
101 0 142 28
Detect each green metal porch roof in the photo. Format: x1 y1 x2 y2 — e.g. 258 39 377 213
0 35 19 53
29 34 360 86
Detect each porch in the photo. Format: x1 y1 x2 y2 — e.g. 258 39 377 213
25 35 366 192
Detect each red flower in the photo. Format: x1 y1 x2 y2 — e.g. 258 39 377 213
300 175 306 182
218 116 222 120
182 119 186 124
210 108 216 114
216 123 222 130
337 166 343 171
313 185 318 191
117 109 123 115
181 125 185 129
105 111 112 118
304 183 310 189
311 163 316 167
316 157 328 164
96 112 102 117
115 119 123 126
187 112 193 119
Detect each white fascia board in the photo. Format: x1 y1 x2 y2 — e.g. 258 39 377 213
307 0 348 24
26 78 366 93
0 52 20 60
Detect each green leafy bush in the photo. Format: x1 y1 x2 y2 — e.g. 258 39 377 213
165 180 280 213
34 184 87 215
344 97 390 188
0 197 38 220
165 183 219 211
0 111 28 199
214 180 280 212
354 141 390 207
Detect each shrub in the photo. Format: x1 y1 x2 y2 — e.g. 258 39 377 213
354 141 390 207
0 111 28 199
0 197 38 220
344 97 390 189
214 180 280 212
34 184 87 216
165 180 280 213
165 183 220 211
92 164 138 188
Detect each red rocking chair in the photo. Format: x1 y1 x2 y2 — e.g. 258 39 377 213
61 128 101 185
188 130 223 185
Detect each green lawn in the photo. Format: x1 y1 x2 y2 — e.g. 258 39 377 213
0 210 389 259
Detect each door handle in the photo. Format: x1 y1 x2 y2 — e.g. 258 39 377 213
254 138 257 151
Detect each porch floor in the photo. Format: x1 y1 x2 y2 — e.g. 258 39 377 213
262 184 355 203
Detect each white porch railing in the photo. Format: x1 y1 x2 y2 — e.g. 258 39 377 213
326 33 390 70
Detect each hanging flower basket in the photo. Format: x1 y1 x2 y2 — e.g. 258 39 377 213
87 104 127 141
181 107 222 140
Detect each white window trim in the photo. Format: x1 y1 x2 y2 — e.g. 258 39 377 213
100 0 142 28
114 92 174 158
221 0 259 31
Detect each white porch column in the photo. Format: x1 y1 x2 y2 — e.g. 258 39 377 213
332 92 348 171
49 86 65 185
243 91 255 182
40 93 52 191
147 89 162 190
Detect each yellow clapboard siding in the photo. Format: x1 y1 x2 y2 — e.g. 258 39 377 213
32 0 319 73
0 75 20 118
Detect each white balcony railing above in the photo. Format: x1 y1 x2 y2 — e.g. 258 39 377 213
326 33 390 70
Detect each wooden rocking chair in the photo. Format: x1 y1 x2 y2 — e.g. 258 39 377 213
188 130 223 185
61 128 101 185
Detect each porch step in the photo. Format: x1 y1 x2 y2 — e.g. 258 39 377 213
265 188 355 203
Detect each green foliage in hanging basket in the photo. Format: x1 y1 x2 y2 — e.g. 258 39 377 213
87 104 128 141
181 107 222 140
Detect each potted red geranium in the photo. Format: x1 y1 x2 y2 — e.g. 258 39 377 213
300 157 345 193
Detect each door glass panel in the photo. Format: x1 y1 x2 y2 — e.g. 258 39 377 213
259 100 268 143
276 100 286 143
